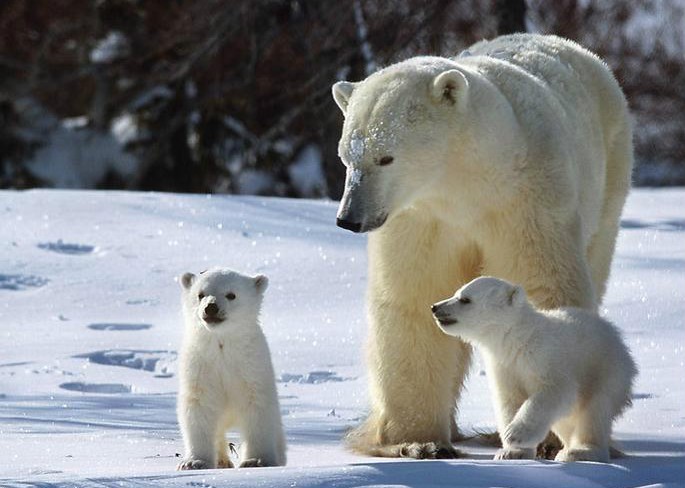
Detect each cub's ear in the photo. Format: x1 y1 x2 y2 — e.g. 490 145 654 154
507 284 525 307
180 272 195 290
432 69 468 105
254 274 269 293
332 81 357 113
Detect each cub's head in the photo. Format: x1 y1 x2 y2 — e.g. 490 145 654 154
332 57 470 233
431 276 526 340
179 267 268 332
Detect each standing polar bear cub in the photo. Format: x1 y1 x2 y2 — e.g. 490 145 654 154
176 268 286 470
432 277 637 462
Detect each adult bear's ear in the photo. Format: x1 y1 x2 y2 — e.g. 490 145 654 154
507 284 525 307
254 274 269 293
432 69 468 105
180 272 195 290
332 81 357 113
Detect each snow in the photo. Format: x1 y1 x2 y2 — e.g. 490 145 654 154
289 145 327 197
622 0 685 57
111 113 144 146
0 188 683 487
13 98 138 188
348 129 366 164
26 119 138 188
90 31 130 64
235 169 276 195
347 168 363 190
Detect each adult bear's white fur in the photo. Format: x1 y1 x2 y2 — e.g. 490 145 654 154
176 268 286 470
432 276 637 462
332 34 633 457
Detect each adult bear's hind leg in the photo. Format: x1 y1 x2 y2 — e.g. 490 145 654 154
586 123 633 304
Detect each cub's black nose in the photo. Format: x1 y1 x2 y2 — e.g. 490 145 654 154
205 303 219 316
336 218 362 233
431 304 439 314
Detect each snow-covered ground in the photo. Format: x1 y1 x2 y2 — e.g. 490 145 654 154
0 188 683 487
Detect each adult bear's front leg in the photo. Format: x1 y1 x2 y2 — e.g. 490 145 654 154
347 302 468 458
346 214 479 458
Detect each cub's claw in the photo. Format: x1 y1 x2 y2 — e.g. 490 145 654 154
495 447 535 460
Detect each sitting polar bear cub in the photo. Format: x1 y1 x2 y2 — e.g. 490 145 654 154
176 267 286 470
432 276 637 462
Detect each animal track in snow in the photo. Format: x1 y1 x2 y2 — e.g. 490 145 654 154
37 240 96 255
0 273 49 291
76 349 176 377
278 370 352 384
87 323 152 331
59 382 132 394
125 298 159 306
632 392 656 400
621 219 685 232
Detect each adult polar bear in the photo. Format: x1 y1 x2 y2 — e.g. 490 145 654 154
332 34 632 458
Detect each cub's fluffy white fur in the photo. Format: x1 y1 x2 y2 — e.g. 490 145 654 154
432 276 637 462
176 267 286 470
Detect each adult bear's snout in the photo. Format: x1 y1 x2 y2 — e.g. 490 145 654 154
336 217 363 233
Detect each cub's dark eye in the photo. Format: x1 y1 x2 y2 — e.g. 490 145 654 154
378 156 394 166
226 292 236 301
198 293 205 300
459 297 471 304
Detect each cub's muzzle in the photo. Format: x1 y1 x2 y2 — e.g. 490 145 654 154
431 303 458 326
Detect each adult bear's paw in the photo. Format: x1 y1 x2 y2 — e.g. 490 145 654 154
398 442 464 459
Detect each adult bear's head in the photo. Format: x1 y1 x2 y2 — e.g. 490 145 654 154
332 57 470 233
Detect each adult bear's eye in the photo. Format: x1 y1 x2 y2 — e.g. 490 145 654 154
459 297 471 304
378 156 394 166
226 292 236 301
198 293 205 300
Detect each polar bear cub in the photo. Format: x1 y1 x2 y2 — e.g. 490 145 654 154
176 267 286 470
432 276 637 462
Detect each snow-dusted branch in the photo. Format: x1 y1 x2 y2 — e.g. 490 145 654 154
353 0 377 76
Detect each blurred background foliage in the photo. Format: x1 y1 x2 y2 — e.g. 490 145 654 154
1 0 684 197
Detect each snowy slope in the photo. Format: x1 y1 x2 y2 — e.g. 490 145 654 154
0 189 683 487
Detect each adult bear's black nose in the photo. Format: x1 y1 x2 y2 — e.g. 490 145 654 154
205 303 219 316
431 304 439 314
337 218 362 233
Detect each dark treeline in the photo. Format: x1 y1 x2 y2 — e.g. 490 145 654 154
1 0 683 197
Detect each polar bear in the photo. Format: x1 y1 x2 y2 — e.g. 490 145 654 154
432 276 637 462
176 268 286 470
331 34 633 457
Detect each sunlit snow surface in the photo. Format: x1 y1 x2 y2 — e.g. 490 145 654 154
0 189 683 487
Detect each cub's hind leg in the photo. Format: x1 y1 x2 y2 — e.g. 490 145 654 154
557 396 612 462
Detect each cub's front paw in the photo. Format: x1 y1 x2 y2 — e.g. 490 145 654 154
494 447 535 460
177 458 212 470
502 422 545 448
239 458 264 468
